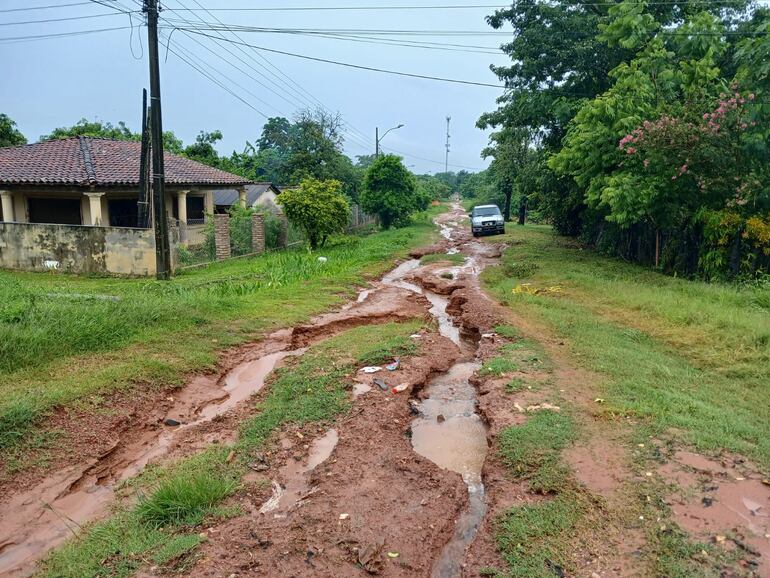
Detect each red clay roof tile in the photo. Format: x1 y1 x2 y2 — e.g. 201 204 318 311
0 137 251 187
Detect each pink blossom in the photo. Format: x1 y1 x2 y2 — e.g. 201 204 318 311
626 147 636 154
643 159 650 167
703 113 709 120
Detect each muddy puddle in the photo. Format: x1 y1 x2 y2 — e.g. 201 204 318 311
411 363 488 578
259 428 339 516
0 345 300 577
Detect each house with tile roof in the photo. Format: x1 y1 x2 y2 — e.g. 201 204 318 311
0 137 255 275
0 136 252 244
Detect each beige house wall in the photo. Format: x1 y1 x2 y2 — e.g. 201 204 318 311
0 222 159 276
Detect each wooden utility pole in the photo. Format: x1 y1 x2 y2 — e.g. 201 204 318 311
137 88 150 229
144 0 171 279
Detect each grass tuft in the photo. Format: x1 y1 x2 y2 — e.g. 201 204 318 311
495 496 584 578
136 471 237 528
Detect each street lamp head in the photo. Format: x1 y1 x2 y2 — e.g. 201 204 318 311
397 124 404 129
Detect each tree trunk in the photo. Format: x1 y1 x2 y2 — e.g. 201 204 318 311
517 195 527 225
502 182 512 222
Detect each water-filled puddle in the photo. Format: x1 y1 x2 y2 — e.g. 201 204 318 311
260 429 339 516
411 362 488 577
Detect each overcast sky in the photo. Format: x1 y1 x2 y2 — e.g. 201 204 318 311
1 1 512 174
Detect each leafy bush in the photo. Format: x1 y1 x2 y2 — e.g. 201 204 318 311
361 154 422 229
278 178 350 249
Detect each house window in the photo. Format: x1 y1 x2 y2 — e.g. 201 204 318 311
187 196 205 222
28 197 81 225
108 199 140 227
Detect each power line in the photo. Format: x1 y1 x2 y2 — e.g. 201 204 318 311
0 2 91 13
163 0 377 151
158 0 374 153
167 4 507 11
0 10 136 26
0 25 130 42
182 30 506 88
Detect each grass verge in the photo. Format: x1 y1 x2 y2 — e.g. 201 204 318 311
482 224 770 469
482 224 766 575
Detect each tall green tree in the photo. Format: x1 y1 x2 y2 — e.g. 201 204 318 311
0 114 26 148
361 154 420 229
183 130 223 166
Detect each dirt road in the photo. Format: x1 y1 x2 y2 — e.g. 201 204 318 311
2 202 768 577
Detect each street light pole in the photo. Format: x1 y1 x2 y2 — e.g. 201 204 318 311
375 124 404 158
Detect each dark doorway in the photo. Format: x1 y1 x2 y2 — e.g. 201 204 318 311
28 197 81 225
108 198 140 227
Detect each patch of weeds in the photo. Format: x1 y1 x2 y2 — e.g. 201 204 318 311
420 252 465 265
440 272 454 280
503 260 539 278
494 324 520 339
495 495 584 577
355 331 419 366
480 357 519 377
498 410 575 494
0 397 42 450
137 470 237 528
2 426 60 477
505 377 528 394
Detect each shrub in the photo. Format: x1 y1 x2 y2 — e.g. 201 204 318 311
278 178 350 249
361 154 421 229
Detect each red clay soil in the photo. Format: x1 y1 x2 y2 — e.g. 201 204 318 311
185 334 468 578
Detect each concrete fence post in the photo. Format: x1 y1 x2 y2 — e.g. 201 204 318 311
252 212 265 254
277 214 288 248
214 213 231 260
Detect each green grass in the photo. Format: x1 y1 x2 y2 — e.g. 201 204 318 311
136 470 237 528
479 357 520 377
498 410 575 495
0 207 443 458
495 496 585 578
419 252 466 265
40 321 425 576
39 512 204 578
504 378 528 394
355 332 417 366
482 225 770 469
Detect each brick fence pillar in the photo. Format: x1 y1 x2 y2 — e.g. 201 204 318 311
277 214 288 248
252 212 265 254
214 213 231 260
